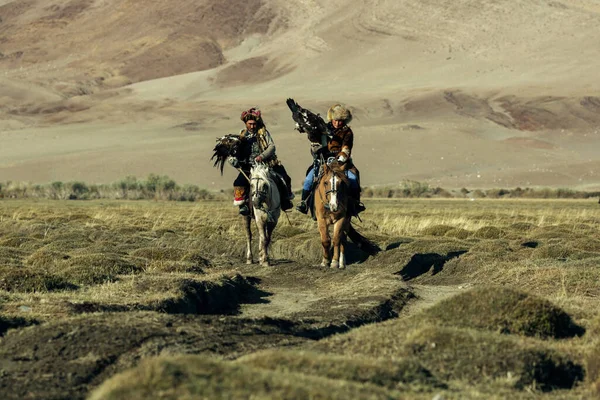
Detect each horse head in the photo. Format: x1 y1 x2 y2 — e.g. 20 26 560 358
250 163 273 210
320 158 349 213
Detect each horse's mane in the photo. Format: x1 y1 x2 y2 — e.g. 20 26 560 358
323 162 349 186
251 163 272 183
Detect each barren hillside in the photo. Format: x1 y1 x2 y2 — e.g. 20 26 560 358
1 0 599 190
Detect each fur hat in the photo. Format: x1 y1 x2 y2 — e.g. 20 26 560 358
241 107 261 122
327 104 352 124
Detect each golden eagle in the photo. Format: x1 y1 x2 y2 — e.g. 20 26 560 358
210 134 242 174
286 98 332 143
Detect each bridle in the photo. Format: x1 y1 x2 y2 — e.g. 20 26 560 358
251 175 268 207
319 157 345 212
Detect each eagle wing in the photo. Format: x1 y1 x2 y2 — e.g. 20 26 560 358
286 98 331 142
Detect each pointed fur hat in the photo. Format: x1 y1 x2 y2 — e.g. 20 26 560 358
327 103 352 124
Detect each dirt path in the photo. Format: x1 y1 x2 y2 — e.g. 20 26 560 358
239 266 464 325
233 261 414 330
398 284 466 319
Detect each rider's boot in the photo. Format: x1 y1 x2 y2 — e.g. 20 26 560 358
281 185 295 211
296 189 310 214
281 196 293 211
349 187 366 215
277 181 294 211
234 186 250 216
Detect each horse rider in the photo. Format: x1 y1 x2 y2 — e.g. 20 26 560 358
229 107 294 216
296 103 366 215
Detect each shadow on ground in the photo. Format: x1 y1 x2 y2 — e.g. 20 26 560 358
395 251 468 281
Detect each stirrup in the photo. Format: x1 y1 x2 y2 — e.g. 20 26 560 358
355 202 366 213
239 204 250 216
296 201 308 214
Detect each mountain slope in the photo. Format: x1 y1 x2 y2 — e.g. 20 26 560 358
1 0 600 190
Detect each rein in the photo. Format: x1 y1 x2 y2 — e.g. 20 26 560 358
236 167 251 184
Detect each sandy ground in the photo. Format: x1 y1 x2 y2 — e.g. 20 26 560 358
1 0 600 190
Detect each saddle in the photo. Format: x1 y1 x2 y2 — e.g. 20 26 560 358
269 170 293 210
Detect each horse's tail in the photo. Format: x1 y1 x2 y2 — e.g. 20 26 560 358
348 224 381 255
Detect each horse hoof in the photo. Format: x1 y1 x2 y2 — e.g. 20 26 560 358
338 264 346 269
320 262 329 268
246 260 253 265
330 261 339 269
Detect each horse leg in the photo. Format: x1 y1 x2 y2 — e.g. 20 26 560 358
258 219 269 267
338 218 350 269
330 219 345 269
244 215 253 264
317 218 330 267
262 221 276 267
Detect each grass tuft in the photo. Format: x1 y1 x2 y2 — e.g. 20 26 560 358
0 235 42 249
318 321 584 391
420 225 455 237
25 248 69 268
423 286 584 339
180 251 211 266
131 247 187 261
147 261 205 274
443 228 471 239
509 222 535 232
472 226 505 239
588 342 600 394
0 266 77 292
236 349 445 391
531 244 573 260
88 355 411 400
59 253 143 285
0 246 27 266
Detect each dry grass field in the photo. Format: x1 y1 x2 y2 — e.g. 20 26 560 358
0 197 599 399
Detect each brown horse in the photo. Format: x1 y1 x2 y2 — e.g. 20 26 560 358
315 159 351 268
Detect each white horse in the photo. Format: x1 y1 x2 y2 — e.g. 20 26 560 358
243 163 281 266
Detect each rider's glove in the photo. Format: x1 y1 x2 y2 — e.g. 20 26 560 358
228 156 239 168
337 154 347 163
